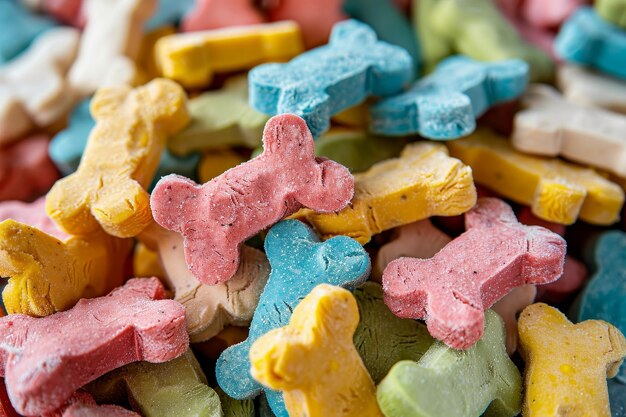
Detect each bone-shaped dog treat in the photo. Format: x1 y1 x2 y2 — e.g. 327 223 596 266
448 129 625 225
156 21 304 89
250 284 384 417
597 0 626 28
577 231 626 383
0 377 18 417
168 76 269 156
353 282 434 383
518 0 583 28
0 135 59 202
0 0 56 64
377 310 522 417
44 391 140 417
40 0 85 27
0 27 79 144
216 220 370 417
87 350 221 417
249 19 413 138
343 0 421 67
519 303 626 417
182 0 264 32
151 114 354 284
0 197 67 241
555 7 626 81
293 142 476 245
198 149 246 183
314 129 405 174
373 219 451 280
415 0 553 82
492 285 537 355
263 0 345 48
0 218 130 317
383 197 566 349
0 277 188 416
46 78 189 238
513 84 626 178
370 55 529 138
68 0 155 97
139 222 269 342
558 64 626 114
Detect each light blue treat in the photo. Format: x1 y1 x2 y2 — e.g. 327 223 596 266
369 55 529 138
610 379 626 417
342 0 421 74
248 19 413 138
146 0 195 30
0 0 56 64
49 98 94 176
216 219 371 417
555 7 626 81
577 231 626 384
49 98 199 191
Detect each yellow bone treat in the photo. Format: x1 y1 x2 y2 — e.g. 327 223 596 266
518 303 626 417
0 219 131 317
292 142 477 244
133 242 165 279
250 284 384 417
45 78 190 238
156 21 304 89
447 129 625 225
198 149 247 183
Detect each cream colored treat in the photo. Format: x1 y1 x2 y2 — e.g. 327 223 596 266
492 285 537 355
558 64 626 115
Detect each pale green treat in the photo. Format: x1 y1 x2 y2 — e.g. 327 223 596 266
86 350 222 417
315 130 406 173
377 310 522 417
354 282 434 383
414 0 553 82
596 0 626 28
168 76 269 156
216 387 255 417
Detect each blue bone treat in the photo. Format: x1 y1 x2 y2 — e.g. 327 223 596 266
577 230 626 383
342 0 421 72
146 0 195 30
609 379 626 417
0 0 56 65
248 19 414 138
555 7 626 81
370 55 529 139
216 219 371 417
49 98 199 191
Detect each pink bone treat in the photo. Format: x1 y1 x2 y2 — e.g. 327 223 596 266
517 207 587 302
521 0 585 29
382 197 567 350
0 277 188 416
263 0 347 47
182 0 265 32
43 0 85 28
151 114 354 285
0 197 69 241
43 391 139 417
0 135 59 202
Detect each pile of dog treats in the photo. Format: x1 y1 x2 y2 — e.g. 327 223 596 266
1 0 626 416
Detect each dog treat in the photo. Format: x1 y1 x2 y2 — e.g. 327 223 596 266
151 114 353 284
377 310 522 417
0 278 188 416
216 220 370 417
0 27 79 144
596 0 626 28
46 78 189 238
353 282 434 383
44 391 140 417
139 222 269 342
512 84 626 177
293 142 476 244
249 19 413 137
557 64 626 114
383 198 566 349
518 303 626 417
492 285 537 355
555 7 626 80
0 0 56 64
448 128 625 225
182 0 264 32
168 76 269 156
197 149 246 183
87 350 222 417
370 56 528 138
156 21 304 89
250 284 384 417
